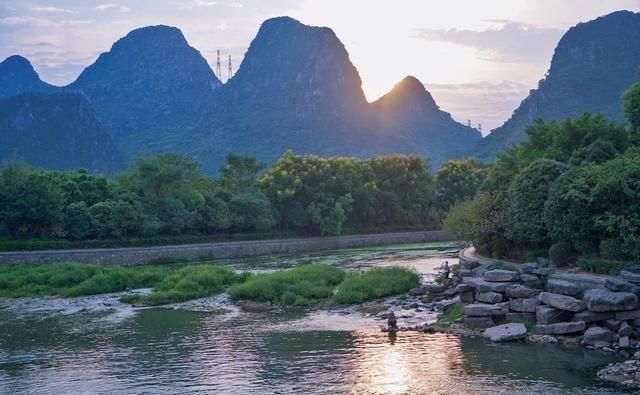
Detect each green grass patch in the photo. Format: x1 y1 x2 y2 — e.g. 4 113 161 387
332 267 420 305
121 265 246 305
0 263 169 298
228 264 346 306
437 302 465 325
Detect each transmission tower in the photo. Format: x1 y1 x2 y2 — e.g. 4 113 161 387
216 50 222 81
477 123 482 134
227 54 233 82
467 120 471 128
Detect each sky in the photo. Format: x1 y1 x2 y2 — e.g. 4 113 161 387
2 0 640 133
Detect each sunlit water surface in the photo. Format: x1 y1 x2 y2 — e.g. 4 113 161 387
0 243 624 394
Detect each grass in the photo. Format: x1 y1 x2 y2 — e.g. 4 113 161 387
121 265 247 305
0 263 169 298
228 264 346 306
332 267 420 305
577 257 637 275
437 302 465 325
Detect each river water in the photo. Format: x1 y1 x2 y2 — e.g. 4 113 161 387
0 243 625 394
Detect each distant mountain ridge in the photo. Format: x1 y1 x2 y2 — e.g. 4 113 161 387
0 55 55 100
475 10 640 160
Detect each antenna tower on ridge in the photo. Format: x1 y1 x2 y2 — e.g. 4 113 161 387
228 54 233 82
216 50 222 81
477 123 482 134
467 120 471 128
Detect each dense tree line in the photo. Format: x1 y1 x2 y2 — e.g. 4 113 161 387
444 79 640 263
0 151 474 242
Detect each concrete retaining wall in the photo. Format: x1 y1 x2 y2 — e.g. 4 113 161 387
0 231 456 266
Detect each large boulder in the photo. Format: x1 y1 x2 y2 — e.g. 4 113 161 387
505 312 536 323
509 297 539 313
484 269 520 282
476 291 503 304
537 305 573 324
546 279 584 297
615 310 640 321
408 287 426 296
583 326 614 345
620 270 640 285
483 323 527 342
506 284 539 299
520 274 542 287
606 277 636 293
619 321 633 336
533 321 586 335
464 316 495 329
464 303 508 317
459 258 480 270
572 310 615 324
424 284 447 294
583 289 638 312
464 278 512 293
538 292 586 312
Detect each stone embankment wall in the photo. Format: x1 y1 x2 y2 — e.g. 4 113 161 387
456 251 640 349
0 231 455 266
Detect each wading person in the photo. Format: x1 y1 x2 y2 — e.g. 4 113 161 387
442 260 450 280
387 311 398 332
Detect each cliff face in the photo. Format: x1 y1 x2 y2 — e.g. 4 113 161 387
475 11 640 160
0 92 124 174
0 55 55 100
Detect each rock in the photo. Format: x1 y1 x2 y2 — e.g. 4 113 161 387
459 258 480 270
443 287 458 297
437 297 461 311
583 289 638 312
356 303 388 314
583 326 614 345
615 310 640 321
455 284 473 293
533 321 586 335
520 274 542 287
408 287 426 296
460 269 473 277
241 301 274 312
464 303 508 317
463 278 512 293
476 291 503 304
538 292 586 312
537 305 573 324
546 279 583 297
572 310 615 323
619 336 630 348
536 257 549 266
520 263 537 274
484 269 520 282
603 319 622 331
459 291 474 304
620 270 640 285
509 297 539 313
506 284 539 299
606 277 636 293
483 323 527 342
505 312 536 323
619 321 633 336
464 316 495 329
424 284 447 294
532 267 552 276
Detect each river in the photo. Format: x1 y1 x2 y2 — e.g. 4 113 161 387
0 242 624 394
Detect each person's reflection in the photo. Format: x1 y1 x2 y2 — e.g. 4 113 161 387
387 331 397 345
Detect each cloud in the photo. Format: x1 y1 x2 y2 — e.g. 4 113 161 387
413 20 563 63
195 0 217 6
30 7 79 14
0 16 93 27
96 4 131 13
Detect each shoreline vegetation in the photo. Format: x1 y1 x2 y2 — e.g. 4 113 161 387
0 262 420 307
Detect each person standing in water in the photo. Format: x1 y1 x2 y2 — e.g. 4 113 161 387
387 312 398 331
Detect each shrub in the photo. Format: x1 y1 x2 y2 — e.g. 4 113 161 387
333 267 420 304
487 261 518 272
548 242 575 267
438 302 465 325
228 264 345 305
577 257 636 275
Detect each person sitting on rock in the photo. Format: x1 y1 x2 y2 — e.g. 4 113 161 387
387 312 398 331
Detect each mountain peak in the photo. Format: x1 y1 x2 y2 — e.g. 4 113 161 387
374 75 439 114
117 24 188 48
0 55 53 100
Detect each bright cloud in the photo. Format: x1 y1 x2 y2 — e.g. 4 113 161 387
96 4 131 13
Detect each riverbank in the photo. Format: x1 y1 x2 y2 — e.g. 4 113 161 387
0 230 455 265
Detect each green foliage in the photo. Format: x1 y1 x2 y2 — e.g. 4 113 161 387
506 159 567 246
623 81 640 131
486 261 518 272
220 153 266 192
436 158 489 210
228 264 346 305
577 257 636 275
123 265 245 305
438 302 465 325
332 267 420 304
548 242 575 267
